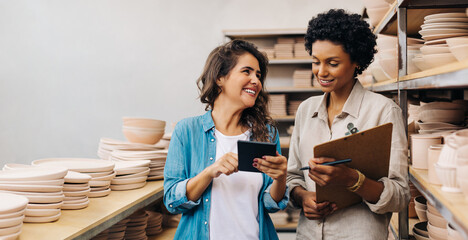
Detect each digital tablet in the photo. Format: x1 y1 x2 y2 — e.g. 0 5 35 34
237 140 276 173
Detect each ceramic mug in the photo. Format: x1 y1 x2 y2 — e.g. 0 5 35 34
411 134 442 169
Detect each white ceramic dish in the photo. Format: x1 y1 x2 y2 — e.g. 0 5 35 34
114 169 150 179
63 197 88 204
32 158 115 173
425 39 447 45
88 188 111 198
63 188 90 197
421 52 458 68
0 167 68 181
423 33 468 41
0 230 22 240
92 171 116 181
110 181 146 191
0 215 24 228
446 36 468 47
113 160 151 169
64 171 91 183
63 185 89 192
449 44 468 61
90 186 109 191
424 12 467 21
84 170 114 178
114 166 150 176
61 199 89 210
424 17 468 24
27 201 63 209
0 179 64 186
0 192 28 214
21 194 65 204
89 180 111 187
111 176 147 185
0 184 63 193
24 208 60 217
0 223 22 236
420 28 468 37
0 208 25 219
23 211 61 223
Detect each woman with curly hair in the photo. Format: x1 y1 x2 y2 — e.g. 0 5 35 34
164 39 289 240
287 9 410 239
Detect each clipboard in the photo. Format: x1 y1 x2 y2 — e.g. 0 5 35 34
314 123 393 209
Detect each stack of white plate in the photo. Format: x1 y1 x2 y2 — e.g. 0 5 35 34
0 192 28 240
107 218 129 240
145 210 163 236
415 12 468 70
98 138 162 160
62 171 91 210
268 94 287 116
0 167 67 223
32 158 115 198
124 210 149 240
110 160 150 191
111 149 168 181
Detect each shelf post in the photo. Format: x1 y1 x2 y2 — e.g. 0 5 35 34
397 5 410 240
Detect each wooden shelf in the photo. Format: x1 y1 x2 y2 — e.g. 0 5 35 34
267 86 321 93
272 115 295 121
223 29 306 38
409 167 468 239
400 0 468 9
373 0 398 35
19 181 164 240
269 58 313 64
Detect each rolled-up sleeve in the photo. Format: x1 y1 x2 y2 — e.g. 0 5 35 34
263 183 290 212
163 123 201 214
364 106 410 214
286 104 307 208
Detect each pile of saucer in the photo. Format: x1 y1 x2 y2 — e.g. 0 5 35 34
145 210 163 236
98 138 162 160
111 149 168 181
107 218 130 240
32 158 115 198
110 160 150 191
0 192 28 240
0 167 67 223
124 210 149 240
62 171 92 210
268 94 287 116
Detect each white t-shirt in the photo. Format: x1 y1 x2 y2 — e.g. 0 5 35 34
209 129 263 240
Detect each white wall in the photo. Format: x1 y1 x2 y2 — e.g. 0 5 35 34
0 0 363 165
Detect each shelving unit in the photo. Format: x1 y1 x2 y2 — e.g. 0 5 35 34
367 1 468 240
19 181 164 240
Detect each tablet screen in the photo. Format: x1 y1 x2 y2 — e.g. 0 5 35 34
237 140 276 173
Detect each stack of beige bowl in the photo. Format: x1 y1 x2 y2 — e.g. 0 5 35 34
123 118 166 145
293 69 313 87
124 210 149 240
154 133 171 149
145 210 163 236
107 218 130 240
362 0 392 27
375 34 397 80
269 94 287 116
357 69 373 86
110 160 150 191
413 221 429 240
32 158 115 198
294 37 309 58
111 149 167 181
62 171 92 210
416 12 468 70
274 38 294 59
287 100 302 116
447 36 468 61
0 192 28 240
0 167 67 223
414 196 427 222
426 203 448 240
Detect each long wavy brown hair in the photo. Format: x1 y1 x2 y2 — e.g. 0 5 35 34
197 40 276 142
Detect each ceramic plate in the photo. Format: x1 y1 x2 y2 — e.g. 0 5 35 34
92 171 116 181
110 181 146 191
0 184 63 193
25 208 60 217
63 185 89 192
22 194 65 204
0 208 25 219
61 199 89 210
422 33 468 41
84 170 114 178
420 28 468 36
27 201 63 209
64 183 89 188
114 167 149 175
418 122 462 130
0 230 21 240
0 215 24 228
111 176 147 185
0 179 64 186
64 197 88 204
23 211 61 223
2 163 35 170
424 17 468 24
114 169 150 179
0 223 22 236
424 39 447 45
113 160 151 169
0 167 68 181
63 188 90 197
0 192 28 214
89 180 111 187
65 171 91 183
32 158 115 172
90 186 108 191
88 188 111 198
424 12 468 21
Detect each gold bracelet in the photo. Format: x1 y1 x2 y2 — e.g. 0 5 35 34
347 169 365 192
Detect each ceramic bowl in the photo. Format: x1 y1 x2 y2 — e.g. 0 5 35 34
449 44 468 61
414 221 429 237
379 56 398 79
122 126 165 145
367 6 391 27
413 230 429 240
412 56 431 71
434 163 461 192
122 117 166 129
420 45 450 55
411 134 442 169
370 63 390 82
447 224 464 240
421 52 458 68
427 221 447 240
377 34 397 50
446 36 468 48
414 195 427 208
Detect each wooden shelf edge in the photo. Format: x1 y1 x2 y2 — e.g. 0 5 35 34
373 1 398 35
400 60 468 82
409 167 468 239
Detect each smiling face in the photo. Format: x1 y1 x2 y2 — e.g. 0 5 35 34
216 53 262 110
312 40 357 95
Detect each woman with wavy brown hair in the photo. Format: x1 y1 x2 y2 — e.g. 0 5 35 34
163 39 289 240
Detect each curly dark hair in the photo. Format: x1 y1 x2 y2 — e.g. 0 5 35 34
197 40 276 142
305 9 377 76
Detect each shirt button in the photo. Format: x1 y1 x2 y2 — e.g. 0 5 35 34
205 221 208 225
210 157 213 160
205 199 209 202
169 204 172 208
211 139 215 142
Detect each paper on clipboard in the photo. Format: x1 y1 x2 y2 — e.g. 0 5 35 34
314 123 393 209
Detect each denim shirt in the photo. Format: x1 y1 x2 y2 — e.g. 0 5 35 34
163 111 289 240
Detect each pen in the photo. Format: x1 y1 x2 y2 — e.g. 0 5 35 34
299 158 352 170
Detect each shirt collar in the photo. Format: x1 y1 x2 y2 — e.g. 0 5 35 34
312 80 365 119
202 110 215 132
